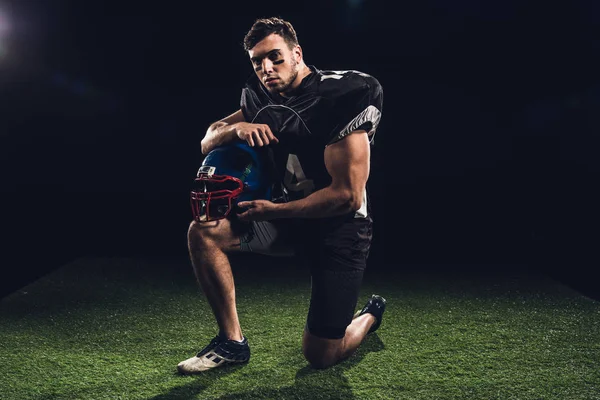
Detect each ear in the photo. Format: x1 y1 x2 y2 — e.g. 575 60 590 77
294 45 303 63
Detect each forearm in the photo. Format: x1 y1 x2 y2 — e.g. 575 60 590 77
201 122 240 155
276 186 359 219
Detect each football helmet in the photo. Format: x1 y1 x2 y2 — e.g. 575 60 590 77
190 142 272 222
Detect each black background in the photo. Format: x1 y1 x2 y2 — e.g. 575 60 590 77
1 0 599 298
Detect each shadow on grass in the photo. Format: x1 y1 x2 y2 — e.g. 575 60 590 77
146 363 249 400
148 334 384 400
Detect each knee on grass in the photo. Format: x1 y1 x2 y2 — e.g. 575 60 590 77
302 332 344 369
303 348 339 369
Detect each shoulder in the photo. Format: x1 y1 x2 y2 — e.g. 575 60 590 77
242 72 262 94
240 73 271 120
313 69 383 145
314 69 382 100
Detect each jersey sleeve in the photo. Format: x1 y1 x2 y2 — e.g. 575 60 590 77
240 87 257 123
325 72 383 145
240 75 267 123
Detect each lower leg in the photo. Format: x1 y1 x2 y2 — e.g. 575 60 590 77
189 238 243 341
337 313 376 360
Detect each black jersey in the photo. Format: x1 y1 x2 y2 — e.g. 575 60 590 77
240 66 383 217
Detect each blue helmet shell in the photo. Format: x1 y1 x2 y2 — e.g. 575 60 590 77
197 142 273 203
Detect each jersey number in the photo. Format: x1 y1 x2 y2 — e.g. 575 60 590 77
284 154 315 198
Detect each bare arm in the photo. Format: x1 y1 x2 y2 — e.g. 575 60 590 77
201 110 245 155
201 109 279 155
276 130 370 218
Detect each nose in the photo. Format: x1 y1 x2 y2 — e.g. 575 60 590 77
261 58 275 75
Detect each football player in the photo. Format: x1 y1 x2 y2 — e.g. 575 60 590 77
178 16 385 374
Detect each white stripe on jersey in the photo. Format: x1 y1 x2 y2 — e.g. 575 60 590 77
335 105 382 144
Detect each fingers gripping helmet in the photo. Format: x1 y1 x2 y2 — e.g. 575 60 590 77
190 142 272 222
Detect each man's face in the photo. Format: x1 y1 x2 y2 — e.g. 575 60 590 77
248 33 300 94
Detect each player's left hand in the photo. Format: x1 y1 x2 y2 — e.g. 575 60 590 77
236 200 279 222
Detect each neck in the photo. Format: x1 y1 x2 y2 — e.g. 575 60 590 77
280 64 312 97
296 64 312 83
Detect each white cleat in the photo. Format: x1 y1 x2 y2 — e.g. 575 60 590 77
177 336 250 375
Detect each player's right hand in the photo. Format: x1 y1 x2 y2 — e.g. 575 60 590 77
234 122 279 147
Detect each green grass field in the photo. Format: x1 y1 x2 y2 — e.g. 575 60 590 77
1 256 599 400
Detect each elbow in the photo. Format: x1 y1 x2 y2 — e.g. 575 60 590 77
348 196 362 212
349 186 366 212
200 126 216 155
340 189 362 213
200 138 211 155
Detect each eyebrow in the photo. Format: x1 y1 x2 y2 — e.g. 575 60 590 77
250 49 281 63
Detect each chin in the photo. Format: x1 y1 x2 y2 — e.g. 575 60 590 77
264 80 290 94
276 83 293 93
267 86 283 94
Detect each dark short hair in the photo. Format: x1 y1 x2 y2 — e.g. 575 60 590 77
243 17 299 52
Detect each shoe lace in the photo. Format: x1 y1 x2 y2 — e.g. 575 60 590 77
196 336 221 357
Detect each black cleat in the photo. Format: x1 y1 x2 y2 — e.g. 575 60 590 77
177 335 250 374
354 294 386 334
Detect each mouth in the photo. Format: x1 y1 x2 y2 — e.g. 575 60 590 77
265 78 279 85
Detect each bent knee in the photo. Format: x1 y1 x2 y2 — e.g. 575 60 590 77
187 219 224 240
188 220 212 243
187 220 241 253
303 350 337 369
302 332 343 369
